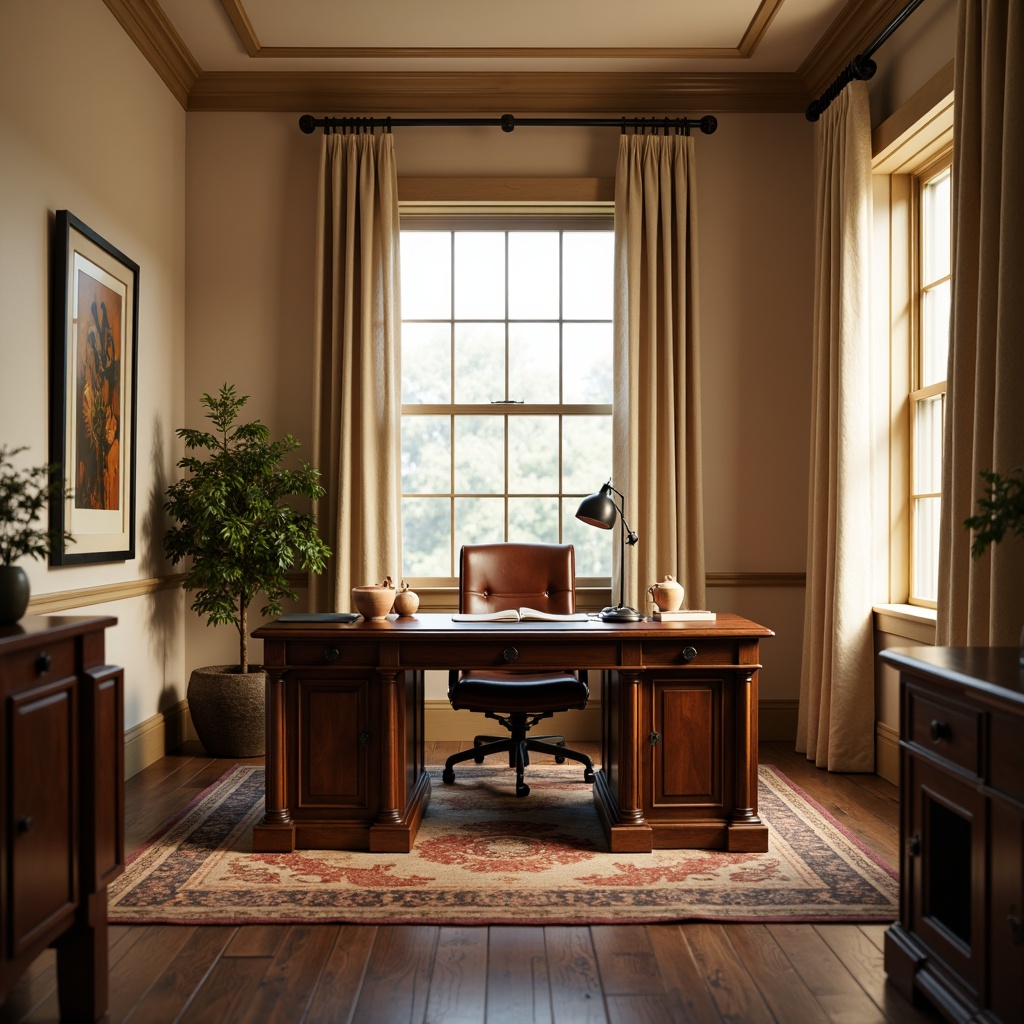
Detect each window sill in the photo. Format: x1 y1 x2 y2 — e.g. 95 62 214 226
873 603 936 644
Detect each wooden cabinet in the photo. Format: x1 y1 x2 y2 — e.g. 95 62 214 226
0 615 123 1023
881 646 1024 1024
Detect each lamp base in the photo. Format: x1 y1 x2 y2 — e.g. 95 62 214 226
599 605 645 623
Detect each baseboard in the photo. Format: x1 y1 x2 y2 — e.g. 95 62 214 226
424 699 801 744
876 720 900 785
124 700 197 779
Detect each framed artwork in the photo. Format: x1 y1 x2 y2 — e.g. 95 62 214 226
49 211 139 564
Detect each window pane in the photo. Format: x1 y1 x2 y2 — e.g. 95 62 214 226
563 323 613 403
454 233 505 319
913 496 940 603
455 496 504 549
508 232 559 319
562 416 612 494
563 232 613 320
401 415 450 493
402 497 451 577
402 323 450 403
454 323 505 403
563 503 612 577
508 497 560 543
401 232 451 319
921 280 950 388
913 395 943 494
509 323 559 403
922 169 951 283
454 416 504 493
508 417 559 493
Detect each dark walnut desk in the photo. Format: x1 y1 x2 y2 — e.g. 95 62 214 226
252 612 773 855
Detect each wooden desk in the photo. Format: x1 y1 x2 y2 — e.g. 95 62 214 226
252 612 773 854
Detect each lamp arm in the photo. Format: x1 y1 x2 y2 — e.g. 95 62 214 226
603 481 638 546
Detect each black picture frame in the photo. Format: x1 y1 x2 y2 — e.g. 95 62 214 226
49 211 139 564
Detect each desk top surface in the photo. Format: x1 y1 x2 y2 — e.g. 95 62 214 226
254 611 774 640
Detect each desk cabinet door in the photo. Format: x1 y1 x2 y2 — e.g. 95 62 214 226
6 676 77 956
645 673 726 815
990 797 1024 1021
293 673 378 818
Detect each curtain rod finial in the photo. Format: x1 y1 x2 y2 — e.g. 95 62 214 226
500 113 515 133
299 115 317 134
699 115 718 135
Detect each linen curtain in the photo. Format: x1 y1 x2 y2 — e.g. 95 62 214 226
936 0 1024 645
310 132 402 611
613 133 705 612
796 81 877 772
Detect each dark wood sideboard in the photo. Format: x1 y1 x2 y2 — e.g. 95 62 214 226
0 616 123 1023
252 612 773 856
881 646 1024 1024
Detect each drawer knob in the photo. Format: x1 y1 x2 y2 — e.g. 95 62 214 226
503 647 519 663
929 719 950 743
682 646 697 662
35 651 52 675
908 833 921 857
16 816 33 834
324 647 339 662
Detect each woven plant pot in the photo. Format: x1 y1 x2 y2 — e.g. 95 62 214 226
187 665 266 758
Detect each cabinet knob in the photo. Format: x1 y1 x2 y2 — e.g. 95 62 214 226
16 815 33 833
324 647 339 662
503 647 519 662
929 719 950 743
908 833 921 857
35 651 52 675
682 646 697 662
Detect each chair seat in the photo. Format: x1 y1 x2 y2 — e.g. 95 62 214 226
450 670 588 713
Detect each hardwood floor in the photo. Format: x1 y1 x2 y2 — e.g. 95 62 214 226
1 740 943 1024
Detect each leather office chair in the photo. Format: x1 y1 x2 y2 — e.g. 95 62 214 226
442 542 596 797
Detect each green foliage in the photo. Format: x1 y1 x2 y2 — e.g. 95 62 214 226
0 445 72 567
964 467 1024 559
163 384 331 672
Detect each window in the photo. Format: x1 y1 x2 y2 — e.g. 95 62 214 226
909 159 951 605
399 225 615 585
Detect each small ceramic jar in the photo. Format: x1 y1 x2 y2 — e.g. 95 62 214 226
647 574 684 612
393 580 420 617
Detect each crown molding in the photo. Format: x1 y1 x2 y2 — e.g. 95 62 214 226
102 0 200 108
799 0 914 98
187 71 809 114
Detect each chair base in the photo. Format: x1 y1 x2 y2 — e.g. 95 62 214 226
442 712 596 797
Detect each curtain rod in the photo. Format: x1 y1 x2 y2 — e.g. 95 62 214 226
806 0 926 121
298 113 718 136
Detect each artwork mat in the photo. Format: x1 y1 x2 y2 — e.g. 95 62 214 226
50 211 139 564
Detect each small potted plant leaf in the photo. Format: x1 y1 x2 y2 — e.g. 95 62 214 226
163 384 331 756
0 445 72 625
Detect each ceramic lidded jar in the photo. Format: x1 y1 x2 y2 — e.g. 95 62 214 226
351 576 396 620
647 574 684 612
393 580 420 617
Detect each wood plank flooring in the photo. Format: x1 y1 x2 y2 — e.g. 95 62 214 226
0 740 944 1024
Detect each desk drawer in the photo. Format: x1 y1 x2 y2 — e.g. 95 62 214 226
284 640 381 667
0 639 76 687
641 638 739 668
906 684 981 776
397 638 619 671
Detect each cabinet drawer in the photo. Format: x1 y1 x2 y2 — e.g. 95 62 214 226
284 640 380 667
906 685 981 776
0 639 76 687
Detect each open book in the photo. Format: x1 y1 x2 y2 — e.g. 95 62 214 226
452 608 590 623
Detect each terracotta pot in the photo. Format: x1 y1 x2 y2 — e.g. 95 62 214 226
0 566 30 625
352 581 396 620
647 574 684 612
187 665 266 758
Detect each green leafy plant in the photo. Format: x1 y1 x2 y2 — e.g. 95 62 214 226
964 467 1024 558
0 445 72 567
163 384 331 672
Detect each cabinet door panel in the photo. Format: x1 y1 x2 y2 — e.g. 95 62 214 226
8 677 77 955
990 800 1024 1021
647 675 724 811
296 675 376 813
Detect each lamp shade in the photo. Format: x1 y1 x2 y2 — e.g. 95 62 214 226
575 487 617 530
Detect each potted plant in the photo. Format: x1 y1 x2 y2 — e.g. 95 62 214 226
964 466 1024 663
163 384 331 756
0 445 72 625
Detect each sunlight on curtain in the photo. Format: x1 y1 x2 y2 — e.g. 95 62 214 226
310 133 402 611
613 133 705 612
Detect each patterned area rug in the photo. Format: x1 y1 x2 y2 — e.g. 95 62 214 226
108 765 898 926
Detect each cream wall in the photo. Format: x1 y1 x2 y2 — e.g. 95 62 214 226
0 0 187 737
182 110 815 721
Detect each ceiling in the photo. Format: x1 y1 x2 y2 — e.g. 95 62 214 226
103 0 913 114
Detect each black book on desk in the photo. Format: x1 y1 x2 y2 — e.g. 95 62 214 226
276 612 360 623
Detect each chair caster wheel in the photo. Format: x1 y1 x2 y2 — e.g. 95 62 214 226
516 782 530 797
583 768 595 783
473 755 485 764
442 768 455 784
555 755 566 764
